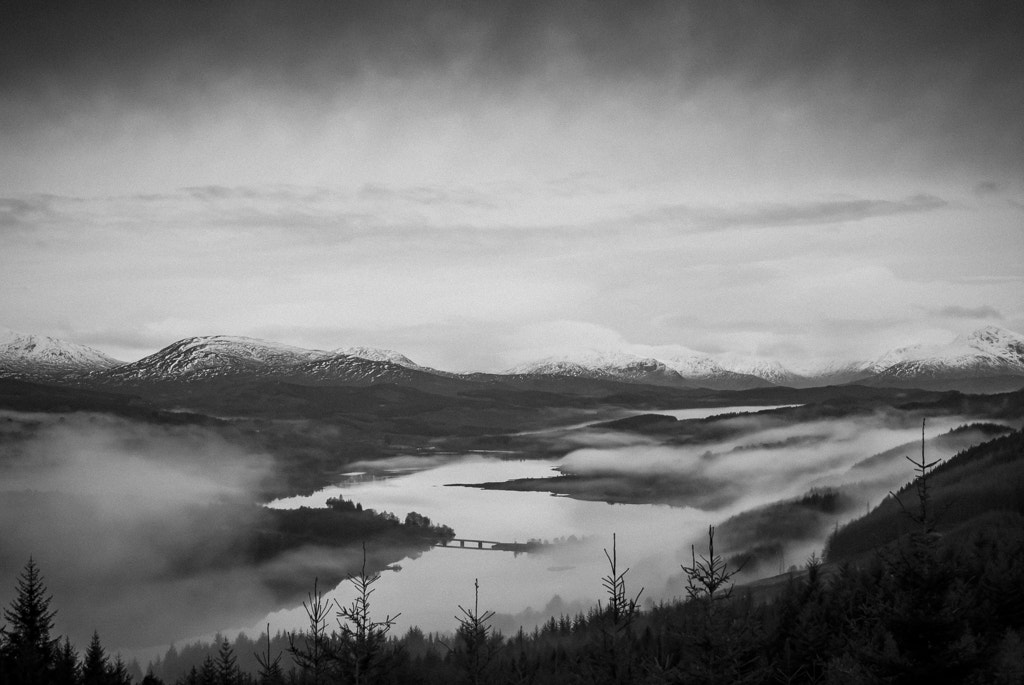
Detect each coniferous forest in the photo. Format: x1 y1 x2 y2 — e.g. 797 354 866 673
4 430 1024 685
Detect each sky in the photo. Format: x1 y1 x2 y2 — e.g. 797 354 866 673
1 1 1022 372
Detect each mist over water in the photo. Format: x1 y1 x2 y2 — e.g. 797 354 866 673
0 404 995 656
0 411 287 650
264 407 976 640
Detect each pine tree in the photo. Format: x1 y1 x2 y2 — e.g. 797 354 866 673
253 625 283 685
198 656 217 685
678 526 759 685
335 544 400 685
452 578 498 685
215 638 239 685
53 637 80 685
1 558 59 685
82 631 109 685
110 654 133 685
586 534 643 685
287 579 335 685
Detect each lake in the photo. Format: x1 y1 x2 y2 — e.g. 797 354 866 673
262 405 798 636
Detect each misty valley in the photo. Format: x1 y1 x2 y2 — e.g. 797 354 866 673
2 367 1024 683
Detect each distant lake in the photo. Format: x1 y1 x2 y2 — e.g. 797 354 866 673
649 405 800 420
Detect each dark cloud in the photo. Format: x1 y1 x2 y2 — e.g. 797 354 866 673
634 193 947 231
935 305 1004 320
2 2 1021 166
3 2 1020 89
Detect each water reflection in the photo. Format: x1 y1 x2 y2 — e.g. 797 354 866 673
267 455 711 635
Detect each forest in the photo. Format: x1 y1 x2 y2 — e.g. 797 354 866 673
3 429 1023 685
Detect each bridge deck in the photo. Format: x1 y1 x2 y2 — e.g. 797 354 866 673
435 538 540 553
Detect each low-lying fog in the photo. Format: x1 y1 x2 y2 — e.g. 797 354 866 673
268 408 992 641
0 405 1003 656
0 411 349 650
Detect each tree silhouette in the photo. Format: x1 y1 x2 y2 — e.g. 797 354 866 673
890 418 942 535
53 637 79 685
452 578 498 685
335 543 400 684
215 637 240 685
110 654 134 685
681 526 742 603
1 558 58 685
600 533 643 627
287 578 335 685
253 624 284 685
81 631 109 685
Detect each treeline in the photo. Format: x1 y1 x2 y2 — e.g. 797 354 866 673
7 522 1023 684
0 559 145 685
4 430 1023 685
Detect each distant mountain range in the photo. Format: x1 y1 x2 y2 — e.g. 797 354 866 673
2 325 1024 394
507 326 1024 393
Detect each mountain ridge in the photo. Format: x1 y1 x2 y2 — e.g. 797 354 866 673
2 325 1022 393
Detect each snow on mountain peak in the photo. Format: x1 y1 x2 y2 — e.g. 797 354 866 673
508 349 662 375
333 346 420 368
958 325 1024 354
0 328 123 377
716 357 797 384
867 325 1024 382
101 335 336 381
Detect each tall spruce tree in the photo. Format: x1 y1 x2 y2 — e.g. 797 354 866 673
81 631 109 685
215 638 239 685
1 558 59 685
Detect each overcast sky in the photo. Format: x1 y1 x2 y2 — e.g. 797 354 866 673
1 1 1022 371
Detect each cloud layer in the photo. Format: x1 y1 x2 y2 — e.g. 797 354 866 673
0 2 1021 370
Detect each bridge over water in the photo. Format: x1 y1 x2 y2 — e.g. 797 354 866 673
435 538 544 554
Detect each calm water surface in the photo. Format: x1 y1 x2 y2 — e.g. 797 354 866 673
261 405 792 635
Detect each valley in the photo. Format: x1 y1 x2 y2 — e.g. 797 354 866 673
1 327 1023 680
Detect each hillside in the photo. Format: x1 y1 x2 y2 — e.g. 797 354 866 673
826 428 1024 563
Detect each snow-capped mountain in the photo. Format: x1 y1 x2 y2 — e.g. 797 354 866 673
717 358 800 386
97 336 335 383
507 350 770 390
90 335 464 390
4 324 1022 393
0 328 123 379
863 326 1024 391
507 350 687 386
78 335 459 390
295 354 429 386
334 346 421 369
660 353 775 390
503 326 1024 392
